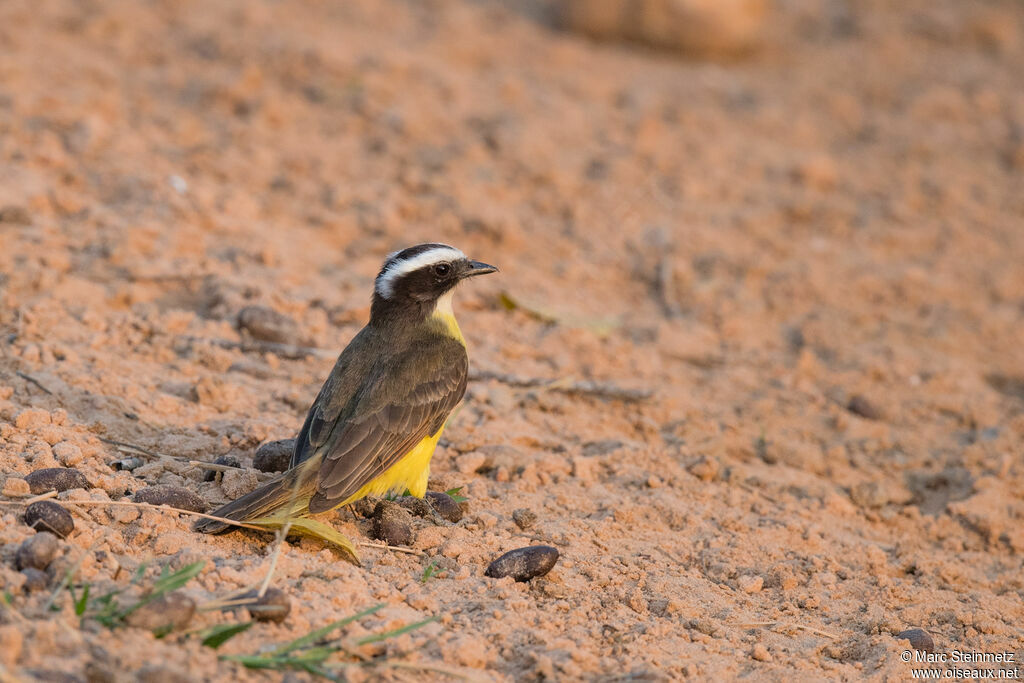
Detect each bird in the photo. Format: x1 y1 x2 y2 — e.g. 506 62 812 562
194 243 497 561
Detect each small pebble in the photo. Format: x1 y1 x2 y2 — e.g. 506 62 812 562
371 500 415 546
581 440 623 456
512 508 537 530
396 495 433 518
751 643 772 662
485 545 559 582
253 439 295 473
52 442 83 466
219 468 260 498
110 457 145 471
896 628 935 653
0 205 31 225
23 670 82 683
425 491 463 523
847 395 883 420
351 497 378 518
738 575 764 594
687 456 720 482
133 485 207 513
124 592 195 633
850 481 887 508
25 468 90 494
85 647 118 683
237 306 300 344
24 500 75 538
2 477 30 497
239 587 291 623
16 532 60 571
203 455 241 482
0 624 21 668
136 665 190 683
21 567 49 592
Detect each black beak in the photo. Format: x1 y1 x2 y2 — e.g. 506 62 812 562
463 260 498 277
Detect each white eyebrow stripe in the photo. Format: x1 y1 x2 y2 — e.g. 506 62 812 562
375 246 465 299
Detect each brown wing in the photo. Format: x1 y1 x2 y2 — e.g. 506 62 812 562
291 326 377 470
305 339 467 513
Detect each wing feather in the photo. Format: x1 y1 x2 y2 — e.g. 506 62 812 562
306 339 467 513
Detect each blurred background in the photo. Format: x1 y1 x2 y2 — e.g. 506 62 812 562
0 0 1022 679
1 0 1022 351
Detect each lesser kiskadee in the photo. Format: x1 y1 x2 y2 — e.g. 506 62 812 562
194 243 498 561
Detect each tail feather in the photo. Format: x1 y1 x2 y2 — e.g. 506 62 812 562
193 461 359 563
193 471 311 535
250 516 359 561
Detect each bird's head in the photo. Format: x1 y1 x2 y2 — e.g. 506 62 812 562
372 243 497 319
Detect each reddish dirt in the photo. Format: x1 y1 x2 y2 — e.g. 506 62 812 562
1 0 1023 680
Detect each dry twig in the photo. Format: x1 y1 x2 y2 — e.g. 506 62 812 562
0 497 267 532
734 621 839 640
124 271 211 283
24 491 59 503
176 335 336 360
656 256 683 318
358 541 423 556
16 371 53 395
468 369 651 402
99 437 246 473
98 437 162 459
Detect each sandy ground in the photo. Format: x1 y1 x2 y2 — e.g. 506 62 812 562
1 0 1023 680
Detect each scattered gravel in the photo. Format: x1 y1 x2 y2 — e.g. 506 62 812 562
239 587 292 623
24 501 75 539
396 495 433 518
124 592 196 633
371 500 415 546
16 532 60 571
237 306 301 344
203 455 241 482
484 546 559 582
847 395 883 421
133 486 207 513
425 491 463 523
512 508 537 530
252 439 295 473
896 628 935 653
20 567 49 592
25 468 90 494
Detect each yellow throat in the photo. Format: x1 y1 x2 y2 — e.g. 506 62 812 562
430 290 465 344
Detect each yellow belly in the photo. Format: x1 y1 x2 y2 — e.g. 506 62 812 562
340 427 443 506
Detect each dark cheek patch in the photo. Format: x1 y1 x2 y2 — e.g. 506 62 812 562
394 269 451 301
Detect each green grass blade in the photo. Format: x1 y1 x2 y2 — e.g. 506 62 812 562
272 603 385 656
420 560 439 584
223 645 339 670
444 487 468 503
74 584 90 616
130 562 149 585
200 621 254 649
152 623 175 638
221 654 282 670
355 615 440 646
147 560 205 596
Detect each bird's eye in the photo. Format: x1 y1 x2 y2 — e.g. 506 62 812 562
433 263 451 277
